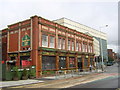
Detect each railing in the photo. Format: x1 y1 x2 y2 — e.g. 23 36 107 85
54 69 98 79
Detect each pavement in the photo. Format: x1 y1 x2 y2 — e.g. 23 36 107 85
0 69 103 88
0 79 44 88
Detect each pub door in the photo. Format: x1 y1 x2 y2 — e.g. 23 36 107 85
78 58 82 71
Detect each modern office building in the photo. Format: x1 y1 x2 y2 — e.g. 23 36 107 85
53 18 108 62
0 30 2 60
0 30 2 80
2 15 95 78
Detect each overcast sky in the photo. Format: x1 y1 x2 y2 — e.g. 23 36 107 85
0 0 118 53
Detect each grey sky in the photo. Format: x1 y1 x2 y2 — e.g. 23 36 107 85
0 0 118 52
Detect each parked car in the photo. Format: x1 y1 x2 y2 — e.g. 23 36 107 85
107 62 114 66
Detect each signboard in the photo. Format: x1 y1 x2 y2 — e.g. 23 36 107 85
69 54 74 57
9 54 18 57
42 52 56 55
59 53 66 56
20 52 30 56
22 35 30 46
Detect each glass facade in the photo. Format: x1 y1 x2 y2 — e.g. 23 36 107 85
94 37 108 62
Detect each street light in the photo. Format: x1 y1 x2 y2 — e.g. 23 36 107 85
99 25 108 71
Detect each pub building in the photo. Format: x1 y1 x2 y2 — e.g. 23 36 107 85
2 15 95 78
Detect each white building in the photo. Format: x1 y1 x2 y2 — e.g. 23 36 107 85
53 18 108 61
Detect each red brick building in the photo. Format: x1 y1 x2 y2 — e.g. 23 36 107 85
107 49 117 61
2 15 95 78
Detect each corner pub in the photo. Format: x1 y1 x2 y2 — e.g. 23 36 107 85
2 15 95 78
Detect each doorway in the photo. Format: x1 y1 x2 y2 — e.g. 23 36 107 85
78 58 82 71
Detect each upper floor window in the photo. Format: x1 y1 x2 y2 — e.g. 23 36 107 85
49 36 55 48
79 43 82 52
71 41 74 51
42 34 48 47
90 45 93 53
58 38 62 49
61 39 65 49
76 42 79 51
68 40 71 50
88 45 91 53
85 44 88 52
82 44 85 52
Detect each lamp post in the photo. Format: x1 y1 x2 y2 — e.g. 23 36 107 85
99 25 108 71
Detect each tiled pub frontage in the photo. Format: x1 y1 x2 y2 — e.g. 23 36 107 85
2 15 95 80
38 47 94 76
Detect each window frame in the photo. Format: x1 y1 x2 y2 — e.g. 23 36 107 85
49 35 55 48
42 34 48 47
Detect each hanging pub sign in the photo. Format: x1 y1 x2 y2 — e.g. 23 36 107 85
22 35 30 46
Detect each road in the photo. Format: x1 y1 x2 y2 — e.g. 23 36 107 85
64 63 119 89
4 63 119 90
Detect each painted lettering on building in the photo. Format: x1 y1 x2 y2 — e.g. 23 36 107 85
22 35 30 46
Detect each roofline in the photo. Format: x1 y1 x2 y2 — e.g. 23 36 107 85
53 17 106 35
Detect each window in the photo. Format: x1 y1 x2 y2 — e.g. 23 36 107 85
42 56 56 70
90 58 93 65
42 34 48 47
10 31 14 34
59 56 66 69
88 45 91 53
85 44 87 52
90 45 93 53
58 38 65 50
69 57 75 68
76 42 79 51
84 58 88 67
58 38 62 49
79 43 82 52
68 40 71 50
49 36 55 48
82 44 85 52
61 39 65 49
72 41 74 51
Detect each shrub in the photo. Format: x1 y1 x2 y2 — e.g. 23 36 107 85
12 66 19 81
22 69 28 80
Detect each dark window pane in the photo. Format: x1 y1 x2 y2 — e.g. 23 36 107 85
69 57 75 68
42 56 56 70
59 56 66 69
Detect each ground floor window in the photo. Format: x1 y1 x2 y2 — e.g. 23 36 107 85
90 58 93 65
69 57 75 68
59 56 66 69
7 56 16 69
42 56 56 70
84 58 88 67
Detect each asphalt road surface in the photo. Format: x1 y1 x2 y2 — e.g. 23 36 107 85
63 63 119 89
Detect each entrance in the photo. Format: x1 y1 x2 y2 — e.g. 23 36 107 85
78 58 82 71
